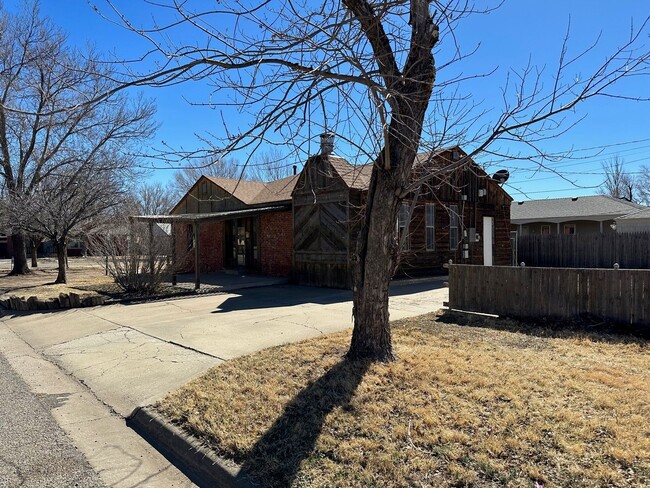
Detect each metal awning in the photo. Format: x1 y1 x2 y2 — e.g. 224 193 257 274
130 204 291 291
130 204 291 223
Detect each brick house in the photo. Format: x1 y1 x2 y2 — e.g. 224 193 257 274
170 175 298 277
157 142 512 288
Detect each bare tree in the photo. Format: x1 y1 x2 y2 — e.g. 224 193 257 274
169 156 240 202
636 165 650 205
131 181 178 215
248 148 295 182
9 159 127 283
0 2 155 275
599 156 636 202
93 1 648 361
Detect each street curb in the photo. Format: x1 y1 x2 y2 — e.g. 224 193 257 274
127 406 258 488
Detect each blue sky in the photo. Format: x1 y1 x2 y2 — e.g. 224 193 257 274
5 1 649 200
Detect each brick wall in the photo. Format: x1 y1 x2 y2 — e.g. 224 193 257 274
173 221 224 273
260 211 293 276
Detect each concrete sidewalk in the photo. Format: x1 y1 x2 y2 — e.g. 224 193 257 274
2 277 448 432
0 323 194 487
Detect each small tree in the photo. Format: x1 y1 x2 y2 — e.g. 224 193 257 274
9 163 126 284
130 181 178 216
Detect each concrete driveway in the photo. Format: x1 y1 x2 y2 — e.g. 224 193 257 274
2 278 448 417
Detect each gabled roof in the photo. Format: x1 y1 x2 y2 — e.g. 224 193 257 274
204 174 299 206
322 147 467 191
511 195 644 222
250 175 300 204
319 147 511 203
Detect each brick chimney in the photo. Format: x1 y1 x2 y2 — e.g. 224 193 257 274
320 132 334 155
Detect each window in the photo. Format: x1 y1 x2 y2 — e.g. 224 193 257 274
541 224 551 235
398 203 410 251
564 224 576 235
425 203 435 251
449 204 459 250
187 224 194 250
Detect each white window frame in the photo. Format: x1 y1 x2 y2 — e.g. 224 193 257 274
564 224 576 235
425 203 435 251
449 204 459 250
541 224 551 235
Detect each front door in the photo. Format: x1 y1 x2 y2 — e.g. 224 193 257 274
225 217 260 270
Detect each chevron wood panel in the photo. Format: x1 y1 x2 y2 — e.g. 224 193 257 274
294 204 320 251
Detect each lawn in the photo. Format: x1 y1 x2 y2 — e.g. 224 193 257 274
0 257 190 305
0 260 114 300
157 311 649 488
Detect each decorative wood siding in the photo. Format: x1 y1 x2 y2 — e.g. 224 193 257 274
399 170 512 273
171 178 248 215
293 156 352 288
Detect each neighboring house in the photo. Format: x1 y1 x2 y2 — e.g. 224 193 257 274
511 195 645 236
39 238 86 257
615 208 650 233
163 140 513 288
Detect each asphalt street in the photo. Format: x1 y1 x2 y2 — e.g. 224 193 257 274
0 351 105 488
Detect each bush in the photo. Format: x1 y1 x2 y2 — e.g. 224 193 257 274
88 220 176 295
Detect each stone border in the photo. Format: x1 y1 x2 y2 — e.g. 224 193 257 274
0 292 105 311
127 406 258 488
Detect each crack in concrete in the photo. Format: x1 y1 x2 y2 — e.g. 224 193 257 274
80 310 225 361
164 301 194 314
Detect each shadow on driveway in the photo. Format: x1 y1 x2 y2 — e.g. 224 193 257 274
212 278 447 314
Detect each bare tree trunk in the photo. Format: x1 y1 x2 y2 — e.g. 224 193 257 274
349 174 399 361
55 239 67 284
9 233 30 275
31 241 38 268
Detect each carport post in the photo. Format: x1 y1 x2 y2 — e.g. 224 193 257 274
193 221 200 290
171 225 177 286
148 221 155 287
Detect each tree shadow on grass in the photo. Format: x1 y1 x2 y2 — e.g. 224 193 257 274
236 358 371 487
438 309 649 347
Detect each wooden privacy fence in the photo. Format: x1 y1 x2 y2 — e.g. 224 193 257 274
517 232 650 269
448 265 649 326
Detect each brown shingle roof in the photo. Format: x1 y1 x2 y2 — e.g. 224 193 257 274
325 147 462 191
327 156 373 190
251 175 299 204
205 175 298 206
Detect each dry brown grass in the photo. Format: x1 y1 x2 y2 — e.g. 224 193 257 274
0 264 113 300
0 259 190 302
157 312 650 488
